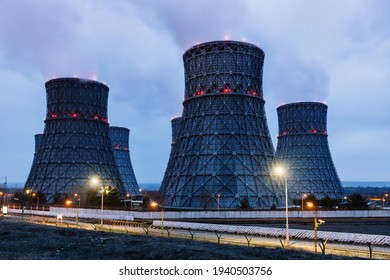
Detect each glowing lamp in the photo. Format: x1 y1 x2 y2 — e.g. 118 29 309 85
306 201 314 208
274 166 285 177
150 201 158 208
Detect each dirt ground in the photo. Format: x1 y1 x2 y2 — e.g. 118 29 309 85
0 218 359 260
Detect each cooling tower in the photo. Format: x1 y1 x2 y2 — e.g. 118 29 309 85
25 134 44 179
24 78 124 202
34 133 44 153
275 102 344 200
160 117 182 196
160 40 283 209
109 126 140 196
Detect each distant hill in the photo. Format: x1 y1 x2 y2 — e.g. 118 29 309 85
1 182 24 189
139 183 160 191
342 181 390 188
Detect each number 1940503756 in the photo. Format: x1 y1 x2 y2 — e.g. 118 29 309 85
212 266 272 276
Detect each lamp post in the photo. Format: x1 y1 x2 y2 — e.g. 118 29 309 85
217 194 221 212
91 176 105 227
32 192 39 210
100 187 104 226
149 201 161 233
126 193 133 211
301 193 307 211
25 189 39 210
0 177 6 207
383 194 388 209
22 189 32 219
274 165 289 247
306 201 325 254
160 204 164 235
74 193 80 226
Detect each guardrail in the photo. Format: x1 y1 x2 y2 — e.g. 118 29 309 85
5 206 390 220
152 220 390 247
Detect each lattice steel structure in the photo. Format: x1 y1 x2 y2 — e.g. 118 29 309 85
160 117 182 196
160 40 283 209
24 78 124 202
33 133 43 160
275 102 344 200
109 126 140 196
26 134 44 174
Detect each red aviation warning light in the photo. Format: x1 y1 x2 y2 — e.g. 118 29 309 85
248 90 257 96
222 87 231 93
195 90 205 96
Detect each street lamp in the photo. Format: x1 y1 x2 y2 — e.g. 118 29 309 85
91 176 106 227
306 201 325 253
151 202 164 235
65 200 72 206
301 193 307 211
274 165 289 247
126 193 133 211
150 201 158 209
32 192 39 210
148 201 162 233
25 189 39 209
74 193 80 226
383 194 388 209
217 194 221 211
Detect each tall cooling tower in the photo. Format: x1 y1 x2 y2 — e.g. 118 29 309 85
160 40 282 209
25 134 44 173
275 102 344 200
109 126 140 196
24 78 124 202
160 117 182 196
34 133 44 158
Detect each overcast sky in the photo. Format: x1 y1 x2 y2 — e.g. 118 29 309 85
1 0 389 184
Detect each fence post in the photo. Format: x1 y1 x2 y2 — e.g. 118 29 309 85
367 242 374 259
142 225 149 235
244 235 252 247
318 239 328 255
188 229 196 240
215 232 222 244
279 239 285 248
